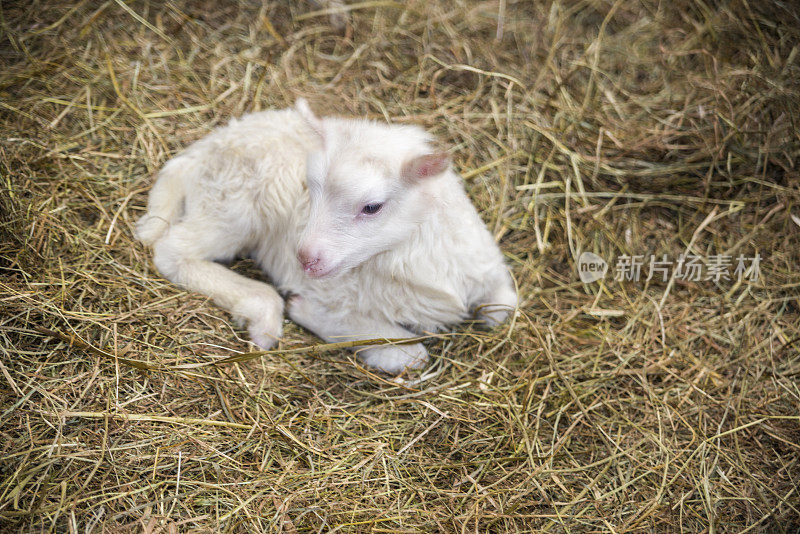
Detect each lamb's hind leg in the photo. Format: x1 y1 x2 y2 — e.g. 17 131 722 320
151 221 284 349
474 272 518 328
286 295 428 374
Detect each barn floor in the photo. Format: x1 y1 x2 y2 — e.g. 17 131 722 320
2 1 799 531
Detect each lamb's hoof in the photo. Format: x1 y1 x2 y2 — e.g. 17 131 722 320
247 317 282 350
357 343 429 375
474 305 511 329
233 295 284 349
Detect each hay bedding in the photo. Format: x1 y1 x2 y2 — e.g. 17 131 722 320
1 0 799 531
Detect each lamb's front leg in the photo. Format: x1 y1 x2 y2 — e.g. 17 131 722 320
287 295 428 374
150 223 284 349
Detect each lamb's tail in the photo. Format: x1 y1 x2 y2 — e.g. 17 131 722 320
135 158 188 246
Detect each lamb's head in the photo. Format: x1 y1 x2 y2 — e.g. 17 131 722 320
294 99 450 279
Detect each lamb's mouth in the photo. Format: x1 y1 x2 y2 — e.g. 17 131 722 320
304 263 340 279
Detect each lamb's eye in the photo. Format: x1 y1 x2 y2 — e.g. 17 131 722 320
361 203 383 215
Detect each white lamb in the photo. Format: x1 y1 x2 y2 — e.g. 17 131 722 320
135 100 517 374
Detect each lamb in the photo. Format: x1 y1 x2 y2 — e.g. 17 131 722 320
135 100 517 374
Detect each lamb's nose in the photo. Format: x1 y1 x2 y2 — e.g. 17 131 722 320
301 258 319 272
297 249 319 272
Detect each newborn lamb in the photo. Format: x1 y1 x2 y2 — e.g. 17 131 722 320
136 100 517 373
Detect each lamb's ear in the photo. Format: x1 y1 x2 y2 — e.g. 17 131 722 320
295 98 325 145
401 152 450 183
